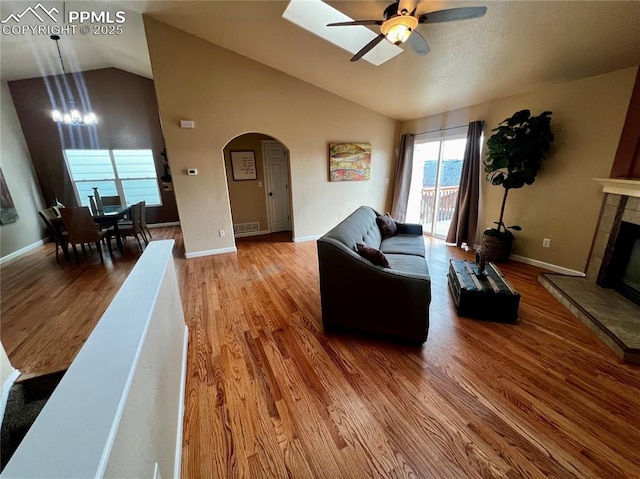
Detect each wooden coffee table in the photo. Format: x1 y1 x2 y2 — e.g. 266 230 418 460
447 259 520 323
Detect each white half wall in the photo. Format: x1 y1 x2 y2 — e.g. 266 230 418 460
1 240 188 479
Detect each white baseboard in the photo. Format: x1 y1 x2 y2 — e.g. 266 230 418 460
472 244 584 276
509 253 585 277
293 234 321 243
185 246 237 259
0 369 20 422
174 325 188 479
234 229 271 238
0 239 46 265
148 222 180 229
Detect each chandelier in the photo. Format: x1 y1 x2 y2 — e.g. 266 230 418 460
50 35 97 126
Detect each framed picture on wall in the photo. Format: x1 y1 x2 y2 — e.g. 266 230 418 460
231 151 257 181
329 143 371 182
0 167 19 224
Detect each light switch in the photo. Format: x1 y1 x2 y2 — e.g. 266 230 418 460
258 181 263 188
187 168 198 176
180 120 195 129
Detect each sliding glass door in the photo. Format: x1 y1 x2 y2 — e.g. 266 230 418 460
406 129 467 237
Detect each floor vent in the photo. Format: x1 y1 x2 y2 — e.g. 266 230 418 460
233 222 260 234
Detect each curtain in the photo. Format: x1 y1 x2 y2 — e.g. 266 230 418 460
391 134 415 222
446 121 484 247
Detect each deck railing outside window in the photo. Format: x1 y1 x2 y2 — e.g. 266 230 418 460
420 185 459 237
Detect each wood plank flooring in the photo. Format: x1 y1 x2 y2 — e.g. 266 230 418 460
2 228 639 478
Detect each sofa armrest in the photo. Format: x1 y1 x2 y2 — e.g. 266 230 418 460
395 222 423 236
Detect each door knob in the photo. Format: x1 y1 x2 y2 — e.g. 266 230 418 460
269 192 273 196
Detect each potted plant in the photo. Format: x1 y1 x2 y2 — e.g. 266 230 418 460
481 109 554 262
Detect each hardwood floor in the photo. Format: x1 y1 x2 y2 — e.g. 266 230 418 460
2 228 640 478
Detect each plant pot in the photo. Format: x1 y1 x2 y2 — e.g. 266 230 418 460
480 229 513 263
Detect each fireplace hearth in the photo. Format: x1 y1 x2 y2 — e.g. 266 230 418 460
540 187 640 364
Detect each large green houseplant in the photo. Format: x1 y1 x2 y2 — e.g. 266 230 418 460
481 109 554 262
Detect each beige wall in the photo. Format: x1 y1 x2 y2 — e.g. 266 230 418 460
401 67 638 272
0 81 46 259
144 18 398 254
223 133 272 231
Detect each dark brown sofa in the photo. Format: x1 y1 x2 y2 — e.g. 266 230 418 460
317 206 431 343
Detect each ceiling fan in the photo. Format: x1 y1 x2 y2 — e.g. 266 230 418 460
327 1 487 62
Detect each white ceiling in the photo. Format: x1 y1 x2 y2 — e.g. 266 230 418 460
1 1 639 121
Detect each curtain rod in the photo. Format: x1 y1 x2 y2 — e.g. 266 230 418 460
411 124 469 136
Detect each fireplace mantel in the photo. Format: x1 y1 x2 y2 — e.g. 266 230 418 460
594 178 640 198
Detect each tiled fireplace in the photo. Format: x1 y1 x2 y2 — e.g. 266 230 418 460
539 179 640 364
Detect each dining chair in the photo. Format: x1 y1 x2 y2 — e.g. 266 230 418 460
38 208 68 262
59 207 113 264
112 202 145 252
139 201 152 244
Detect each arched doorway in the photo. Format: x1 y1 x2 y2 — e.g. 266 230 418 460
223 133 292 241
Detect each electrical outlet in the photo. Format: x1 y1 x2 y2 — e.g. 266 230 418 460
219 230 225 237
542 238 551 248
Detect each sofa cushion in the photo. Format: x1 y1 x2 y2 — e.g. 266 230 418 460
385 253 430 277
376 213 397 239
380 234 426 257
356 243 390 268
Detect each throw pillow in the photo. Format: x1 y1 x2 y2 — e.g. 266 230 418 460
356 243 390 268
376 213 397 239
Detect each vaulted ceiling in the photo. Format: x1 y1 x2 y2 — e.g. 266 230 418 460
1 1 639 121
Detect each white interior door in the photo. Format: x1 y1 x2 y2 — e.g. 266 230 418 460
262 140 291 232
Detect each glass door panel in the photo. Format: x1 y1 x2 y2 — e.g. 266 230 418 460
407 133 466 237
435 139 466 236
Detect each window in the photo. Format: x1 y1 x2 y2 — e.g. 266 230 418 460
64 149 162 207
406 128 468 238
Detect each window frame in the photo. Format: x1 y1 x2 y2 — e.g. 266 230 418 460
63 149 163 208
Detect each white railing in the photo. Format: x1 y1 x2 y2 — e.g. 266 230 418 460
420 186 459 236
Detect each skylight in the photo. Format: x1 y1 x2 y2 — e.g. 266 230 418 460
282 0 403 66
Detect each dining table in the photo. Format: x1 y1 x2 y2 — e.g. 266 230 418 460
91 205 131 254
51 205 131 255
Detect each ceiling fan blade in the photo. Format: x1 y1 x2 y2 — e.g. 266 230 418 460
418 6 487 24
351 33 386 62
327 20 384 27
408 30 430 56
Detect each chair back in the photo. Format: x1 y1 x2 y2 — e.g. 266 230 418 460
130 202 143 233
139 201 147 229
38 208 62 241
39 207 58 222
60 207 101 243
101 195 122 206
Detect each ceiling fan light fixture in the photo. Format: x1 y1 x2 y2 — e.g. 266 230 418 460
381 16 418 45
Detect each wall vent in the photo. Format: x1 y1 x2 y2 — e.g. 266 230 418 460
233 222 260 234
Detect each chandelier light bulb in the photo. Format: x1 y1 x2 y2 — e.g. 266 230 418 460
70 109 81 122
52 110 63 122
83 113 97 125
